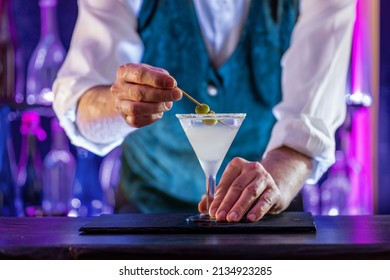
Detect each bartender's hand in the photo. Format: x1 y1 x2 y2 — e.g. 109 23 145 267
110 63 182 128
198 146 312 222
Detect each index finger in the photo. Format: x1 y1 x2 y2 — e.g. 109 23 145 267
209 158 244 217
117 63 177 89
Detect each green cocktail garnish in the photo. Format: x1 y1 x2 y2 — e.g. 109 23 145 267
195 103 210 114
180 89 217 125
202 110 218 126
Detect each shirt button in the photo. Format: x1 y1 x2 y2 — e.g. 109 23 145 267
207 83 218 96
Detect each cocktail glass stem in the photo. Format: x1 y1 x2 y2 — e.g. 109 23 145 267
205 173 217 214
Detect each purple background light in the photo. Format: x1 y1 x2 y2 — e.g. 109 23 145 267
346 0 377 215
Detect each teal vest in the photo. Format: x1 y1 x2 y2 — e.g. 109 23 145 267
120 0 298 213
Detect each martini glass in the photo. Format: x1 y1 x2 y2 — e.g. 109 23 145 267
176 113 246 222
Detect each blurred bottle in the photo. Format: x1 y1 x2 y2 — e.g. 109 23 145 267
42 117 75 216
26 0 66 106
69 148 103 217
0 0 24 105
99 147 122 214
320 150 351 216
16 111 46 217
0 105 19 216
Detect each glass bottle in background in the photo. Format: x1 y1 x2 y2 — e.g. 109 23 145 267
0 0 24 105
16 111 46 217
42 117 75 216
99 147 122 214
26 0 66 106
69 148 103 217
0 105 19 216
320 150 351 216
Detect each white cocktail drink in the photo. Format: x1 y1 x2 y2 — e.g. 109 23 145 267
176 113 245 222
184 123 239 176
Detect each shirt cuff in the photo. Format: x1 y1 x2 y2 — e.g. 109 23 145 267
264 115 336 183
52 77 124 157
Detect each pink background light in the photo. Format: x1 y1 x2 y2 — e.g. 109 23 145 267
346 0 375 215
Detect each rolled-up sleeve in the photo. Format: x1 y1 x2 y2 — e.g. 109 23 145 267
53 0 143 156
264 0 357 182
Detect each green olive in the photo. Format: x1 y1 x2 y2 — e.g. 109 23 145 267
202 111 218 126
195 104 210 114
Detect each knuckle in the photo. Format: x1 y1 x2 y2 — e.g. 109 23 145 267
229 157 245 170
248 161 263 172
132 69 143 82
110 81 126 97
231 157 244 165
244 184 260 198
265 168 274 179
229 181 244 193
259 205 268 214
128 85 144 102
126 66 147 84
263 195 273 205
110 83 119 93
212 188 226 202
137 86 147 101
116 64 126 79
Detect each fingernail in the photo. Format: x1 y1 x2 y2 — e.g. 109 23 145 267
164 102 173 110
247 213 257 222
164 77 176 88
171 89 182 101
228 211 237 221
217 210 226 220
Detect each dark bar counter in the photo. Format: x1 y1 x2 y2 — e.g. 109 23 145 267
1 214 390 260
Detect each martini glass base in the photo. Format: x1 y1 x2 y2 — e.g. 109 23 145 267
186 213 217 223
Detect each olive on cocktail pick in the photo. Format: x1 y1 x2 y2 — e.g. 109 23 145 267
203 110 218 126
179 88 218 125
195 104 210 114
196 105 218 126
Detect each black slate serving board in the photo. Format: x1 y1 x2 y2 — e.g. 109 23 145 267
79 212 316 234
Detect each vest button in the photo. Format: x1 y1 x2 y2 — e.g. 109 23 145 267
207 83 218 96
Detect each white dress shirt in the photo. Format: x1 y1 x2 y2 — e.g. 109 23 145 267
53 0 356 183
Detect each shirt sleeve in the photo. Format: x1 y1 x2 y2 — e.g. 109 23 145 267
52 0 143 156
263 0 357 183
